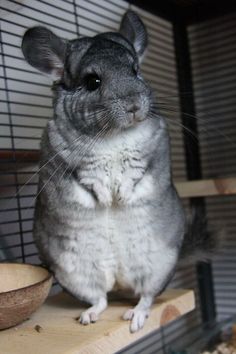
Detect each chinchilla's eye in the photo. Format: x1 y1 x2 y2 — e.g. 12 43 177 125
84 74 101 91
133 63 139 76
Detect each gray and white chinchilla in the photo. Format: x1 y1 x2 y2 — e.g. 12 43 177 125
21 10 214 333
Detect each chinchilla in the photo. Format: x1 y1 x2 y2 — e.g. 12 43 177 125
21 10 215 333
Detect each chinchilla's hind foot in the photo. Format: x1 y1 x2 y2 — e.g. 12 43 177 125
123 294 153 333
78 297 107 325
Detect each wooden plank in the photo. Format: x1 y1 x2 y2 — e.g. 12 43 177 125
175 177 236 198
0 289 195 354
0 150 40 162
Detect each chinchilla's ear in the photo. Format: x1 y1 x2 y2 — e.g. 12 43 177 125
119 10 148 60
21 27 67 79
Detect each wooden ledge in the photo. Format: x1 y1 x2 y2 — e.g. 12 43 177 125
0 150 40 163
0 289 195 354
175 177 236 198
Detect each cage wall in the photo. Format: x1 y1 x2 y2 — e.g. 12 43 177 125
189 11 236 321
1 0 233 353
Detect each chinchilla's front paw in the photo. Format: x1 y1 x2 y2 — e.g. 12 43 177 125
116 181 134 205
93 182 112 207
97 189 112 207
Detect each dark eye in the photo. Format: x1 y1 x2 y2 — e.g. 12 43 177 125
133 63 139 76
84 74 101 91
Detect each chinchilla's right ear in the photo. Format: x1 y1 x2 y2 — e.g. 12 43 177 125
21 27 67 79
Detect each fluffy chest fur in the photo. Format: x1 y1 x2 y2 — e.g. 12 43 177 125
71 121 157 208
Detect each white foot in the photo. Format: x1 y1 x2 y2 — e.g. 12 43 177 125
79 311 98 325
123 308 150 332
123 295 153 333
79 297 107 326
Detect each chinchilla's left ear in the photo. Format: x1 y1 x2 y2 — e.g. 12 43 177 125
119 10 148 61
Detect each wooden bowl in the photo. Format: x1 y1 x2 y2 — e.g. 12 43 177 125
0 263 52 330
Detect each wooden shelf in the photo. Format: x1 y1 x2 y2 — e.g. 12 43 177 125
0 289 194 354
0 150 40 162
176 177 236 198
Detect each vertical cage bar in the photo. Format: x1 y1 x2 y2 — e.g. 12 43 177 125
173 17 216 326
0 24 25 263
72 0 80 37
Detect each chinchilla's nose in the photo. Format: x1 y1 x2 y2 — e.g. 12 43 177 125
126 103 144 122
127 103 141 114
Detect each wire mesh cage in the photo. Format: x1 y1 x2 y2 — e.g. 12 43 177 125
0 0 236 353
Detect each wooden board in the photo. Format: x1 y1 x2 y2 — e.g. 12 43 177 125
175 177 236 198
0 289 194 354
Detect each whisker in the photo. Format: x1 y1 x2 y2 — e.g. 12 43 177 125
154 104 236 148
4 145 66 203
2 140 75 211
148 111 199 142
148 110 200 159
58 122 111 185
24 132 94 212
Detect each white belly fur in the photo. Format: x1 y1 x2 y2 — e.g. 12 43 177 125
94 206 176 293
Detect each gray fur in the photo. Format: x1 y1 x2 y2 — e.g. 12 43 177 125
22 10 186 332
